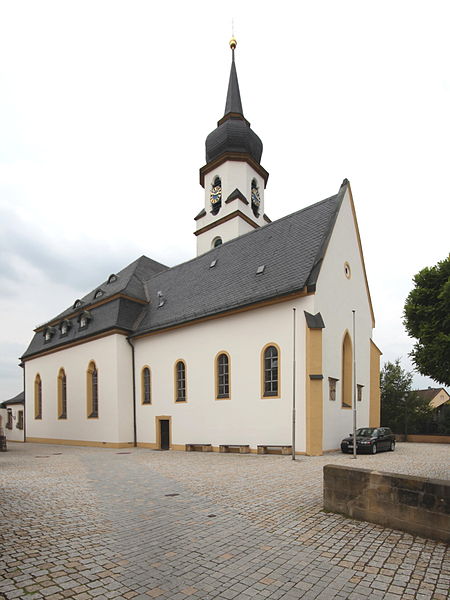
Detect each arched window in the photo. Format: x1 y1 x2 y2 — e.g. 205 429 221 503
58 368 67 419
34 374 42 419
175 360 187 402
212 237 223 248
87 361 99 418
342 332 352 408
262 344 280 397
216 352 230 399
142 367 151 405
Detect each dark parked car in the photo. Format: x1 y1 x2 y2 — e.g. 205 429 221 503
341 427 395 454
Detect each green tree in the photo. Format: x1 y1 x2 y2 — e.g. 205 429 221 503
403 255 450 387
380 360 433 433
380 360 412 432
405 390 434 434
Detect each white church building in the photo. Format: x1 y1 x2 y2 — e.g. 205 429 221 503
22 40 381 456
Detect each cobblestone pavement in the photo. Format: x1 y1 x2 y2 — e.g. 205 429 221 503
0 443 448 600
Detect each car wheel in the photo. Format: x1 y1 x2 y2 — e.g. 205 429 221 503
389 440 395 451
371 443 377 454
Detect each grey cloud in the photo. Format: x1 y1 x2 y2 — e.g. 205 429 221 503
0 207 142 292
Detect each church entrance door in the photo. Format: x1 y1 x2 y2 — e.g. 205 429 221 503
159 419 170 450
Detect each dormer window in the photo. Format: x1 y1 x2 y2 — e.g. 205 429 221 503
60 320 71 336
210 176 222 215
94 289 104 299
107 274 118 284
79 311 91 329
157 291 165 308
73 299 82 309
43 327 56 342
251 179 260 217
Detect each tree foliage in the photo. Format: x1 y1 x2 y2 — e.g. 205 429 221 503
380 360 412 431
380 359 432 433
403 255 450 386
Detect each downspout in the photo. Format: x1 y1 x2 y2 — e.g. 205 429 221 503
127 337 137 447
20 361 26 442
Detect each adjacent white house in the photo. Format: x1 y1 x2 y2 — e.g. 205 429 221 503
21 40 381 455
0 392 25 443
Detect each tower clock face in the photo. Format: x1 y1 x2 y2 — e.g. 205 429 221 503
251 181 260 217
210 183 222 205
251 186 260 207
210 178 222 215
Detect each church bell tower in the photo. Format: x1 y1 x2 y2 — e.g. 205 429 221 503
195 38 270 256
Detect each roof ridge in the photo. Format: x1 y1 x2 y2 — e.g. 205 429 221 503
142 186 344 285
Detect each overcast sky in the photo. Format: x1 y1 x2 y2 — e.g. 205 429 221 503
1 0 449 399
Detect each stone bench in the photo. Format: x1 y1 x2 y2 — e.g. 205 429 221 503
185 443 212 452
219 444 250 454
257 444 292 455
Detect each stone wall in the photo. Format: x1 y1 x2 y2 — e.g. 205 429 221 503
394 434 450 444
323 465 450 543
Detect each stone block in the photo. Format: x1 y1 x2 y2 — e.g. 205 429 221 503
323 464 450 543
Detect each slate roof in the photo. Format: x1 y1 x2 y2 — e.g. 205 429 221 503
134 183 346 336
1 391 24 408
53 255 168 321
22 182 346 359
205 51 263 165
224 56 243 115
22 256 168 359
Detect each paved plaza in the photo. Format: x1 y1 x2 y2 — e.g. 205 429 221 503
0 443 449 600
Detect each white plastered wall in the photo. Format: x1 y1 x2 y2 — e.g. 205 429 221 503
134 296 313 451
197 218 256 255
24 334 134 444
196 161 267 255
314 188 374 451
2 404 25 442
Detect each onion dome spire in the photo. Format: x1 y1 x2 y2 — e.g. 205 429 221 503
224 38 243 116
204 38 263 165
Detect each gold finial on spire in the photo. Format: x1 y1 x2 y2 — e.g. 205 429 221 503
229 37 237 50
